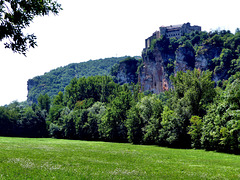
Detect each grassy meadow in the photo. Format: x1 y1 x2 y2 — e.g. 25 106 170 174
0 137 239 179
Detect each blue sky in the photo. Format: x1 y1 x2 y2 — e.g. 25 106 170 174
0 0 239 106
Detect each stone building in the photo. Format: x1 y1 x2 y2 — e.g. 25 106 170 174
145 31 161 49
145 22 201 48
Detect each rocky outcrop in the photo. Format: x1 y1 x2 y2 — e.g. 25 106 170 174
195 45 226 82
114 58 139 85
175 46 195 73
195 45 222 71
139 48 175 93
27 77 41 104
139 44 223 94
27 79 35 93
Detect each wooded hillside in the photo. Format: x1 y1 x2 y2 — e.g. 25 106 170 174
27 56 138 104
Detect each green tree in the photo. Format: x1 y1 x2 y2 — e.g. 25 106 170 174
49 91 65 124
75 109 89 139
49 104 64 124
202 79 240 153
170 69 215 118
0 106 16 136
37 94 51 113
86 102 106 140
138 95 163 144
19 106 48 137
214 48 234 75
99 86 132 142
64 76 118 109
63 111 76 139
53 91 64 106
49 123 62 138
126 106 143 144
126 95 163 145
188 116 203 149
84 112 100 140
159 106 185 147
64 77 78 109
208 34 224 47
0 0 62 55
161 69 215 148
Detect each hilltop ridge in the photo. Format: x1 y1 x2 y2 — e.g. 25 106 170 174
27 56 140 104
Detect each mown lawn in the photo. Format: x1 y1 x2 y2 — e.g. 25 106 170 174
0 137 239 179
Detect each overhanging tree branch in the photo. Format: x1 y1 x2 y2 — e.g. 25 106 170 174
0 0 62 56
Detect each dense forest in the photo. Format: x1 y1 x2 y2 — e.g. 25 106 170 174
1 29 240 154
27 56 140 104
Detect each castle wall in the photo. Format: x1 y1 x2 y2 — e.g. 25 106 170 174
145 22 201 49
145 31 160 48
166 30 181 39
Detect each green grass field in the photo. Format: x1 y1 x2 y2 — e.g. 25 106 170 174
0 137 239 179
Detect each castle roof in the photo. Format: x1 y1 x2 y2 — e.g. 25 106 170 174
161 24 183 29
167 24 183 29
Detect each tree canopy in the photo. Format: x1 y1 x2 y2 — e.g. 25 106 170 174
1 70 240 154
0 0 62 55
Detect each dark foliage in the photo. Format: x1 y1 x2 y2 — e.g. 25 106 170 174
0 0 62 55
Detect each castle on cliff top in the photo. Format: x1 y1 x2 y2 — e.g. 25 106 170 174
145 22 201 48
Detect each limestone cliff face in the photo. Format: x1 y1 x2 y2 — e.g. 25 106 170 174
195 45 222 71
139 44 223 94
139 48 174 93
27 79 35 93
114 58 138 85
195 45 225 82
27 77 43 104
175 46 195 73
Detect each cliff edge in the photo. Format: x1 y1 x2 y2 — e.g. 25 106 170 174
139 34 226 94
